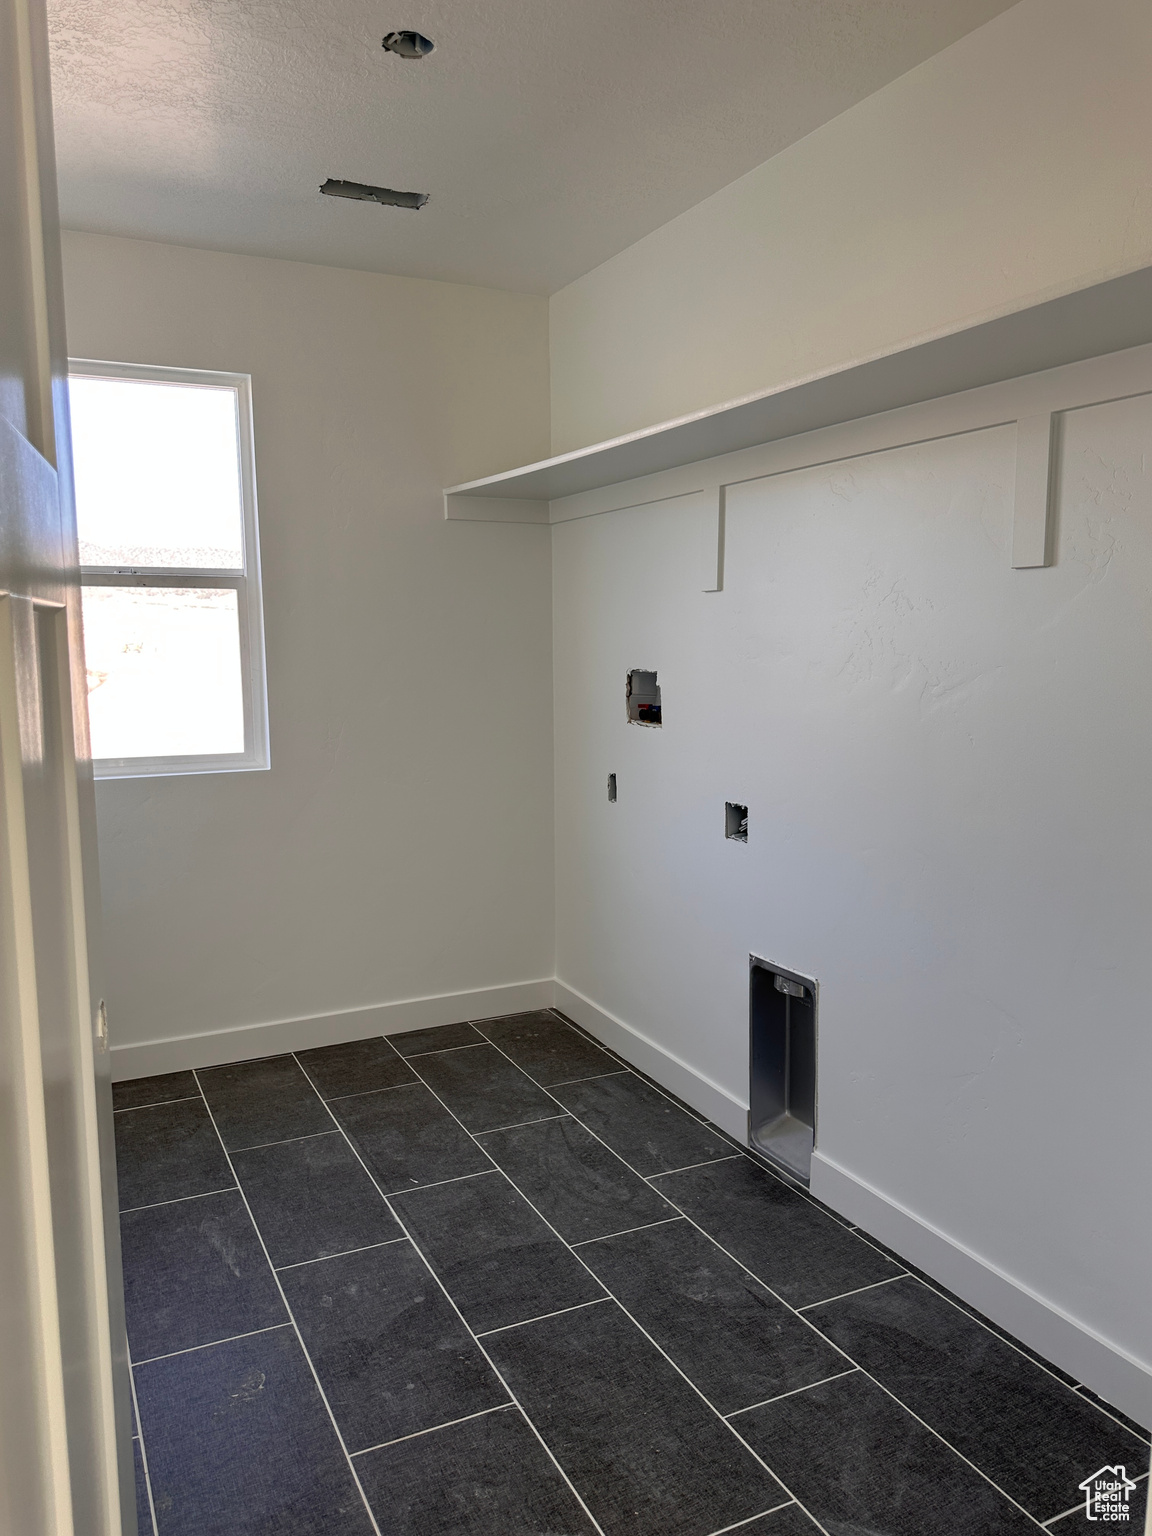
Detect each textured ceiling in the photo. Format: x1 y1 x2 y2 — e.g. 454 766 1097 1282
48 0 1018 294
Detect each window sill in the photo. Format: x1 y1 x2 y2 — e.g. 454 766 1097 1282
92 753 270 781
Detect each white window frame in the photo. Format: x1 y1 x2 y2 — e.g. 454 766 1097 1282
70 358 270 779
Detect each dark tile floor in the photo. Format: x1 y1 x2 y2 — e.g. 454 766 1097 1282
116 1010 1150 1536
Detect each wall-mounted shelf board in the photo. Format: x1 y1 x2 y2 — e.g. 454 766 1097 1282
444 263 1152 525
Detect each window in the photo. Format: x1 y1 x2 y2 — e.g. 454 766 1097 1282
68 361 269 777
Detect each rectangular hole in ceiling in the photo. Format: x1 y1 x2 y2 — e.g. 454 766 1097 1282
319 178 429 210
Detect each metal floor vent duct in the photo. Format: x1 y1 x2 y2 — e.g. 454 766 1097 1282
749 956 817 1185
320 178 429 210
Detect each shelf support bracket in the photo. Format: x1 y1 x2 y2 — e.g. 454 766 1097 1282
1011 413 1057 568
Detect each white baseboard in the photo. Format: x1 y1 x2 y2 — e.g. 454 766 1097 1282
109 979 555 1081
552 979 749 1141
812 1150 1152 1430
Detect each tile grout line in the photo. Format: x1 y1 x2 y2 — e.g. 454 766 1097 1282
399 1032 836 1536
398 1040 488 1058
705 1500 797 1536
1040 1498 1087 1529
678 1135 855 1230
544 1009 757 1145
477 1296 612 1338
694 1213 1054 1525
1072 1385 1152 1444
468 1022 623 1097
348 1401 516 1458
545 1008 861 1231
587 1030 1139 1448
642 1175 1050 1530
796 1273 910 1312
1042 1470 1150 1528
119 1185 237 1215
644 1153 742 1181
725 1367 861 1418
274 1238 409 1272
835 1218 1152 1440
1042 1507 1078 1529
290 1049 611 1536
228 1128 341 1153
908 1264 1152 1434
380 1167 498 1198
474 1057 838 1536
408 1031 621 1140
114 1094 202 1113
845 1223 1087 1392
542 1068 630 1087
569 1215 687 1248
550 1009 903 1241
198 1052 282 1071
191 1067 386 1536
127 1345 160 1536
133 1322 294 1367
843 1200 1152 1441
474 1111 572 1136
482 1030 1050 1535
325 1080 424 1104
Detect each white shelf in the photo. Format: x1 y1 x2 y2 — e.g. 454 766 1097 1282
444 263 1152 523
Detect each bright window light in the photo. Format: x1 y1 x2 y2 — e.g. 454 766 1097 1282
69 362 268 777
71 377 244 569
81 587 245 759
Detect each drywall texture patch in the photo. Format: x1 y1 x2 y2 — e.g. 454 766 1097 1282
549 0 1152 451
552 398 1152 1394
62 230 554 1050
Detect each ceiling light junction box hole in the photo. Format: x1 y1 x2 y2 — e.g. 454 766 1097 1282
382 30 435 58
626 669 661 727
725 802 748 842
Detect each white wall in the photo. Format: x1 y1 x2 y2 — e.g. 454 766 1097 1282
549 0 1152 453
552 384 1152 1418
61 231 555 1068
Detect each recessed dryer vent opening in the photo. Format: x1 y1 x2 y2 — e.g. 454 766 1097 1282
626 669 661 726
725 803 748 841
749 957 817 1185
319 178 429 210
